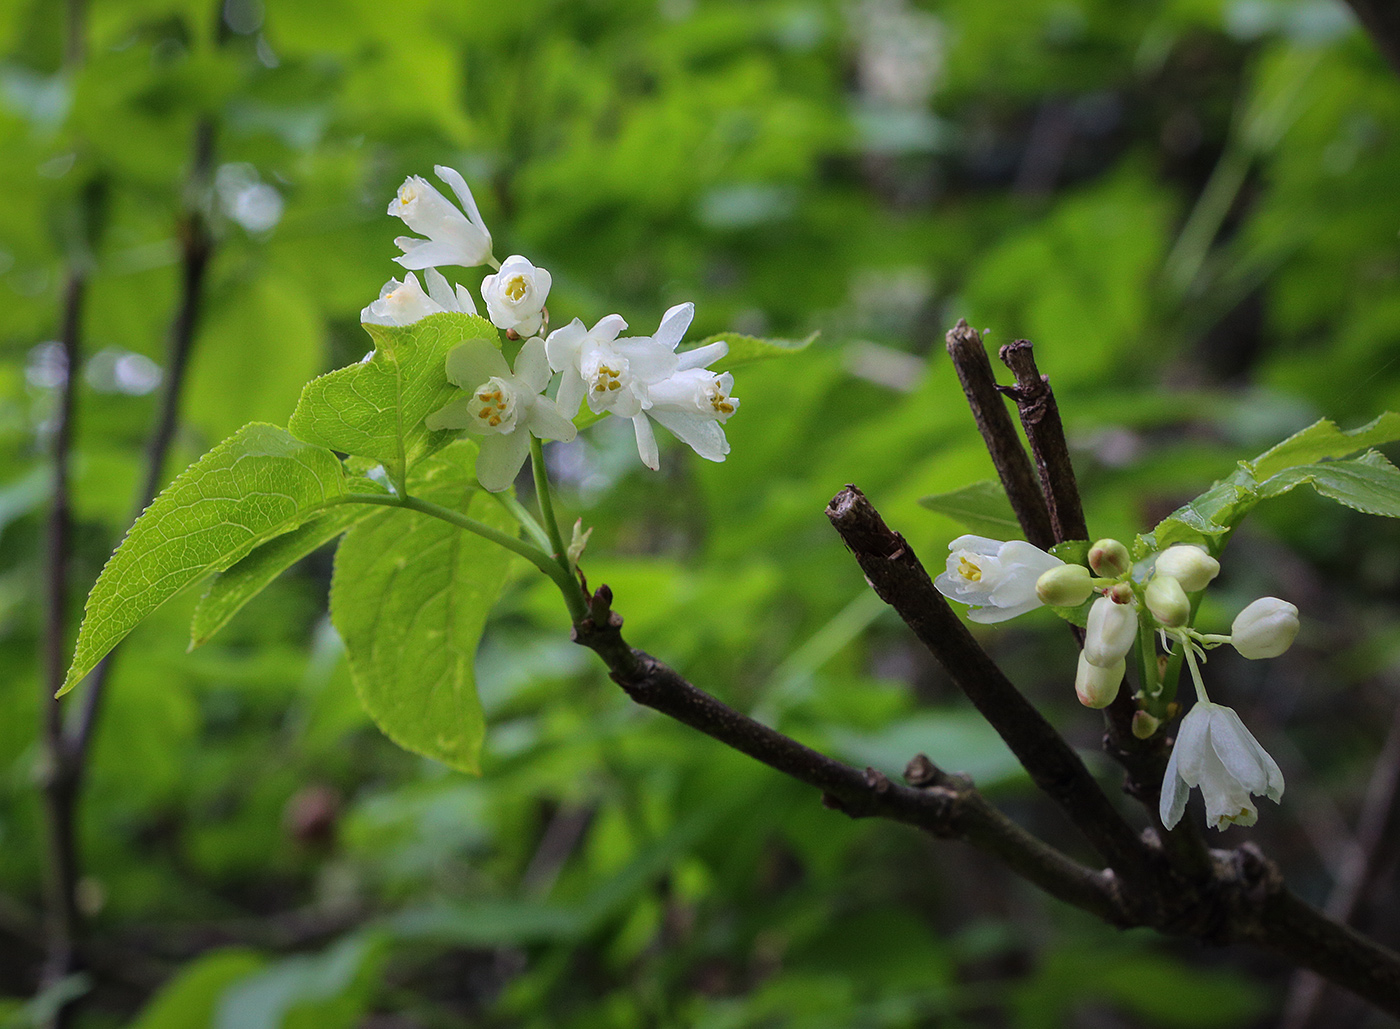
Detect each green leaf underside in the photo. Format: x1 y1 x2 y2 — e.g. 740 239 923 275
1141 434 1400 557
191 498 379 649
288 312 501 483
61 424 347 694
329 440 515 775
1250 411 1400 481
918 479 1020 538
697 331 817 373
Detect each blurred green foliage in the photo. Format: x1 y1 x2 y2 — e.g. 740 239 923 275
3 0 1399 1025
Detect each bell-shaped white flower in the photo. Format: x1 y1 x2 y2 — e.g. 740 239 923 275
632 365 738 470
1231 597 1300 659
545 313 678 421
389 165 493 270
360 269 478 326
481 255 552 336
1160 701 1285 831
1153 544 1220 593
934 536 1064 624
1083 594 1137 667
423 336 577 492
1075 651 1123 708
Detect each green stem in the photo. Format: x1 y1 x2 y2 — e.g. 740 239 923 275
1136 607 1161 710
332 492 587 623
491 490 553 552
530 437 572 575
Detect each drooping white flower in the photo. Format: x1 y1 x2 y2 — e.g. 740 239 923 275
1153 544 1220 593
481 255 552 336
1160 701 1284 831
632 365 738 469
934 535 1064 624
423 336 577 492
1083 594 1137 667
1231 597 1300 660
360 269 478 326
389 165 493 270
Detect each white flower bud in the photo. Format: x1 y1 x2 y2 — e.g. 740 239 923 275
1145 574 1190 628
1153 544 1220 593
1084 595 1137 667
1036 564 1093 607
1088 538 1130 578
1230 597 1299 660
1075 651 1124 709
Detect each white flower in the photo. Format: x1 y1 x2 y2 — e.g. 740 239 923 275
1153 544 1220 593
1075 651 1123 709
1231 597 1300 660
389 165 493 270
423 336 577 492
1160 701 1284 831
481 255 552 336
632 364 738 469
545 313 669 420
360 269 478 326
1083 594 1137 667
934 535 1064 624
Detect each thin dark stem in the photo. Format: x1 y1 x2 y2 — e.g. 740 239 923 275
39 272 86 1001
825 485 1155 891
944 320 1055 550
69 116 217 765
572 586 1122 923
996 339 1087 543
1281 703 1400 1029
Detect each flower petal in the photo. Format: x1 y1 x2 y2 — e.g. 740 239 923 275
475 430 531 492
514 336 551 393
653 302 695 351
651 409 729 462
525 398 578 443
947 535 1003 557
676 341 728 371
444 339 508 388
393 239 478 270
1160 744 1189 829
424 395 481 432
632 413 659 470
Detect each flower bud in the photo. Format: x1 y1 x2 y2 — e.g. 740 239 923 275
1036 564 1093 607
1231 597 1300 659
1145 574 1190 628
1131 711 1161 739
1088 538 1131 578
1076 651 1124 709
1153 544 1220 593
1084 595 1137 667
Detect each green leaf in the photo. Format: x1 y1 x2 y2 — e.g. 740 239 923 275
61 424 348 695
190 501 376 649
697 331 818 373
214 935 381 1029
287 312 500 486
917 480 1020 538
329 440 515 774
1257 451 1400 516
1249 412 1400 480
129 950 266 1029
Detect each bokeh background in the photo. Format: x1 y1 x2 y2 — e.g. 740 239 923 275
3 0 1400 1025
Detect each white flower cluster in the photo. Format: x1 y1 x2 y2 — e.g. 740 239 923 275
361 166 740 491
934 532 1301 832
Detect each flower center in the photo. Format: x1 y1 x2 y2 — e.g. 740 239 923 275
467 377 519 433
958 556 983 582
591 363 625 393
504 274 530 302
707 380 736 417
397 183 418 207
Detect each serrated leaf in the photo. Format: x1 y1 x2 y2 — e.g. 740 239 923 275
918 480 1020 537
1257 452 1400 517
287 312 500 485
694 331 817 373
1136 467 1259 557
1249 412 1400 480
329 440 514 774
190 501 376 649
62 424 348 695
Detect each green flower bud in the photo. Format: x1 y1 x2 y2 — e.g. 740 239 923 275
1088 538 1131 578
1035 564 1093 607
1145 574 1190 628
1131 711 1161 739
1153 544 1220 593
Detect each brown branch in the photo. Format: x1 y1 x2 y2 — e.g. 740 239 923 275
1281 702 1400 1029
996 339 1087 543
571 586 1123 923
1342 0 1400 79
944 320 1055 550
824 484 1156 891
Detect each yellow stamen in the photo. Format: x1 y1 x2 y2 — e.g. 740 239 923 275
958 557 982 582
